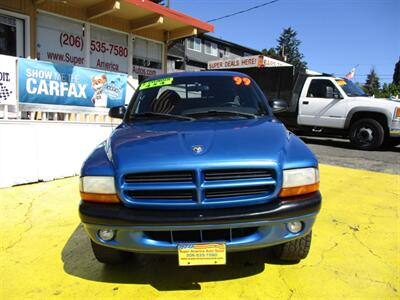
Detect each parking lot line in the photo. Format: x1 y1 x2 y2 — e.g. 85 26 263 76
1 165 399 300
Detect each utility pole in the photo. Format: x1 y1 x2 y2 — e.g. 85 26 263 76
166 0 170 8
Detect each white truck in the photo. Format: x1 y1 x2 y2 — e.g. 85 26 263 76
208 56 400 150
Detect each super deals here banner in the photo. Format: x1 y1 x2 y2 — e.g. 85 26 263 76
18 59 127 108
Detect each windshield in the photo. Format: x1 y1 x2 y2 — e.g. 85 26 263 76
127 75 269 120
336 79 367 97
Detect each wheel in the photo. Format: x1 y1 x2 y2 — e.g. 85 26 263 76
91 240 130 264
384 137 400 147
272 232 312 261
349 118 385 150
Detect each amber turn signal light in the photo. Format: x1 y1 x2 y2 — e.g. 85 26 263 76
279 182 320 198
80 192 120 203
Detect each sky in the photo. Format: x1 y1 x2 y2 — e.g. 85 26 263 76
170 0 400 84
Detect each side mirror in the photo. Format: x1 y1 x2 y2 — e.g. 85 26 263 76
108 106 126 119
325 86 334 98
270 99 289 113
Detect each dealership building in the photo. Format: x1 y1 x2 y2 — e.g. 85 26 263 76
167 34 261 73
0 0 213 188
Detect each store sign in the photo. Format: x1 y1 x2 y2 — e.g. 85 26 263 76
37 13 85 66
262 56 292 67
37 13 130 73
18 59 127 108
90 26 129 73
208 55 263 70
208 55 292 70
0 55 17 105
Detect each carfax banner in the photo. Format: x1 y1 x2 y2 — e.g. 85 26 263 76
0 54 17 106
18 58 127 108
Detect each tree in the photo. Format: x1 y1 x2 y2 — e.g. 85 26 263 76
261 47 280 60
375 83 399 99
275 27 307 70
393 58 400 86
364 68 380 96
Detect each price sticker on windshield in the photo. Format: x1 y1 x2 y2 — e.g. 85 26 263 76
139 77 174 90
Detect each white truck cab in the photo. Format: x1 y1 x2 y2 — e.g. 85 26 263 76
297 77 400 150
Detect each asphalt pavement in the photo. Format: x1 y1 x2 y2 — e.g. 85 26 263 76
300 136 400 174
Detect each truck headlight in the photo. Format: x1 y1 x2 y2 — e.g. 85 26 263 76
80 176 120 203
394 107 400 120
279 168 319 198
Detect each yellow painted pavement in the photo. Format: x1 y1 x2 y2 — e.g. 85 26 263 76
0 165 399 299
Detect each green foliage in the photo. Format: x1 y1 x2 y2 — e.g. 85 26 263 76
375 83 400 99
393 58 400 86
363 68 380 96
275 27 307 70
261 48 280 60
359 62 400 99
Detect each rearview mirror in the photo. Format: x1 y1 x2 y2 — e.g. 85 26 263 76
270 99 289 113
109 106 126 119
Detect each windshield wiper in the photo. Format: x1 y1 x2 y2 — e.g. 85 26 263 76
185 110 257 119
131 112 195 121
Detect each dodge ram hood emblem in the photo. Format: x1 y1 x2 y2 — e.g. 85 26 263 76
192 145 204 154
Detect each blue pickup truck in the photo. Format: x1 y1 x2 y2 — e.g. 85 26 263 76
79 71 321 265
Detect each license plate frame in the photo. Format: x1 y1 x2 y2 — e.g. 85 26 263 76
177 242 226 266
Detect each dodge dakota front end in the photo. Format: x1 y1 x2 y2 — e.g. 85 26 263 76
79 71 321 265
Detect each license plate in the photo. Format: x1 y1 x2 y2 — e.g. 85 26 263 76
178 243 226 266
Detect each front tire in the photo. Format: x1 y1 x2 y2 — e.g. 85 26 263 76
272 232 312 261
349 118 385 150
91 240 130 264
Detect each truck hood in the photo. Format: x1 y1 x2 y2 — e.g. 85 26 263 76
349 96 400 110
108 117 296 174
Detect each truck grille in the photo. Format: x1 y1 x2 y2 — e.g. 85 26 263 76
144 227 258 243
122 168 277 208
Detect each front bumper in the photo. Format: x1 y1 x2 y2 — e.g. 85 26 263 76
80 191 321 253
389 120 400 137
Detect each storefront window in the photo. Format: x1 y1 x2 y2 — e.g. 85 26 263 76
0 14 24 57
132 37 162 78
36 12 85 66
90 26 129 73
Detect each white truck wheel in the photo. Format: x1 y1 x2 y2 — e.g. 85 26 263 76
349 118 385 150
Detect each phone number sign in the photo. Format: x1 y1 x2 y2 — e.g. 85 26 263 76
90 26 129 73
37 13 129 73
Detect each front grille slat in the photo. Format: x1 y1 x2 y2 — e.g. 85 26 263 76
126 189 194 200
205 185 272 199
204 169 273 181
125 171 193 183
